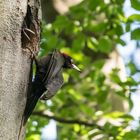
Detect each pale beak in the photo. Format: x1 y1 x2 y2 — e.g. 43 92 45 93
71 64 81 72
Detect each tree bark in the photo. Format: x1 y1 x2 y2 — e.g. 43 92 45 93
0 0 41 140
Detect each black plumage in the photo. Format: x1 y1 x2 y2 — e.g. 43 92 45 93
23 49 80 125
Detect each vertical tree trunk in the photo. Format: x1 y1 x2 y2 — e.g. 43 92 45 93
0 0 41 140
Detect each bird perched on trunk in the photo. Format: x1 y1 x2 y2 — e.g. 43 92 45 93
23 49 80 125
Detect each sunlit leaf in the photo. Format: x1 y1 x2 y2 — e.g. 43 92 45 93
128 14 140 21
26 134 40 140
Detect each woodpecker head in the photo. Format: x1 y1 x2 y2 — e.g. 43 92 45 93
61 53 81 72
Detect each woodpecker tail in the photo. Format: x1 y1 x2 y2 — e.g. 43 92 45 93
23 93 40 126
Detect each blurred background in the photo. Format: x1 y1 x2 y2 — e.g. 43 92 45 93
26 0 140 140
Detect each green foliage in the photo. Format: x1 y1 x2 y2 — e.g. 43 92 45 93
131 28 140 40
130 0 140 11
128 14 140 22
26 0 140 140
98 36 112 53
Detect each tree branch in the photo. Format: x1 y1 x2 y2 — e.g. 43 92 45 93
33 111 103 130
32 111 116 138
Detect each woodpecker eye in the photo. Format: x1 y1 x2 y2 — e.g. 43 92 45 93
66 57 73 67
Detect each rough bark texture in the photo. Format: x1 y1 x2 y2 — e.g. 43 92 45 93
0 0 41 140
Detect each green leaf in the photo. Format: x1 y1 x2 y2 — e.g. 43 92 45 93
120 114 134 120
127 62 137 75
125 77 137 86
123 131 138 140
70 4 87 19
73 124 80 132
88 22 108 32
115 24 124 36
26 134 40 140
116 39 126 46
93 60 105 69
87 37 98 51
88 0 103 10
97 91 108 103
130 0 140 11
116 0 125 5
128 97 134 110
72 34 85 51
128 14 140 21
80 104 95 116
126 23 131 32
53 16 74 33
98 37 112 53
131 28 140 40
105 111 124 118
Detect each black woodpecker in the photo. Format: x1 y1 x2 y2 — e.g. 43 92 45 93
23 49 80 125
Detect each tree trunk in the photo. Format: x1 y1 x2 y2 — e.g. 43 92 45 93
0 0 41 140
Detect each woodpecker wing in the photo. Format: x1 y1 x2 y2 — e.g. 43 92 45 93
42 49 64 86
40 69 64 100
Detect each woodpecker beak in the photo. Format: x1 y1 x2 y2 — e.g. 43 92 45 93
71 64 81 72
